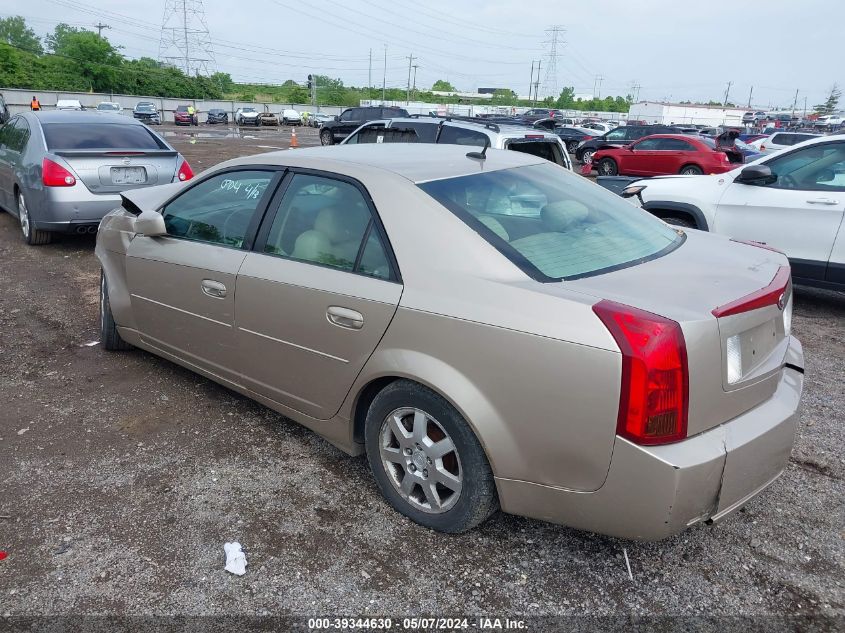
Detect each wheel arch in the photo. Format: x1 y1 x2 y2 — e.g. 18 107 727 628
346 356 510 475
678 163 704 175
642 200 709 230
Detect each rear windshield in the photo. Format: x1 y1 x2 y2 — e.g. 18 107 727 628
419 163 682 281
42 123 165 150
176 106 190 112
506 139 565 167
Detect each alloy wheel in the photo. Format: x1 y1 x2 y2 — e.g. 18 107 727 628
320 130 333 145
378 407 463 514
582 150 594 164
18 193 30 239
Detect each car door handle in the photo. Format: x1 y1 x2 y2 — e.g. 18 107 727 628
201 279 227 299
806 198 839 205
326 306 364 330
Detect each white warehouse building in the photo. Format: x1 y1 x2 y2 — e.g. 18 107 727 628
628 101 749 126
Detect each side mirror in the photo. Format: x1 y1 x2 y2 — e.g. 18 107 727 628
135 210 167 237
735 164 774 185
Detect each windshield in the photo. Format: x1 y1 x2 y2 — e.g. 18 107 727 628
419 163 682 281
243 108 256 113
42 123 165 150
97 103 119 110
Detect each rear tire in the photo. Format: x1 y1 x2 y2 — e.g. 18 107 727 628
17 190 52 246
679 164 703 175
566 141 578 153
596 157 618 176
365 380 498 533
320 129 334 146
100 271 132 351
662 216 695 228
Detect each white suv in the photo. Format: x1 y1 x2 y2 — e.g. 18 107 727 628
341 117 572 171
624 135 845 290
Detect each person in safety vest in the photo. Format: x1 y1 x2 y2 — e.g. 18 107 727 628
30 96 41 111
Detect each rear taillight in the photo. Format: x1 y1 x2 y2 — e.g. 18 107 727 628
711 265 791 318
42 158 76 187
177 159 194 181
593 300 689 446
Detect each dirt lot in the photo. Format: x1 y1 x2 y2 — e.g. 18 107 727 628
0 124 843 626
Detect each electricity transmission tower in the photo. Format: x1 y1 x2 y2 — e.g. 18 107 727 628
540 25 565 101
158 0 216 76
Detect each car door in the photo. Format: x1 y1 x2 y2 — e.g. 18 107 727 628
0 117 30 211
623 137 662 175
714 140 845 281
0 118 14 209
234 171 402 419
337 108 364 137
125 168 281 381
654 137 698 174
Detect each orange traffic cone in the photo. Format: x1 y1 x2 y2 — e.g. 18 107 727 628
290 127 299 149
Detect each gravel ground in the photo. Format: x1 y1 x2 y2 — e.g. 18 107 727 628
0 126 842 627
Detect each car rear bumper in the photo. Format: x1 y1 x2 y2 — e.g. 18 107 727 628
496 336 804 541
31 190 125 232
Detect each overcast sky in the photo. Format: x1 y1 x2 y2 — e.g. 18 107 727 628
14 0 843 109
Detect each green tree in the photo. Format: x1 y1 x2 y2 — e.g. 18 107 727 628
432 79 456 92
814 84 841 116
0 16 43 54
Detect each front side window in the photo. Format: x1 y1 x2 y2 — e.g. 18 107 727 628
5 118 29 152
419 163 681 281
339 109 358 122
162 170 275 247
263 174 392 279
763 142 845 192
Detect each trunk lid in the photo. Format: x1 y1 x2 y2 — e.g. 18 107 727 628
565 230 792 437
53 150 179 194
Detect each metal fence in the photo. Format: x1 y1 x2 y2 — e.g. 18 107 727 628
0 87 343 122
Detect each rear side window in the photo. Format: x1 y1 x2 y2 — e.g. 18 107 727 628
263 173 393 280
42 123 165 150
659 138 697 151
507 140 565 167
419 163 681 281
436 126 489 146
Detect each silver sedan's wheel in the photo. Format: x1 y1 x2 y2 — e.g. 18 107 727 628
18 192 30 239
379 407 463 514
17 191 51 245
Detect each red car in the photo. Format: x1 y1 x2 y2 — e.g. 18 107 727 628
174 105 199 126
585 134 742 177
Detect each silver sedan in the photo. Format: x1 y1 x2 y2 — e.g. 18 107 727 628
0 111 192 245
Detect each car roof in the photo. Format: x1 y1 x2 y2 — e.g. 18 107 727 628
364 117 559 140
30 111 140 125
223 143 547 183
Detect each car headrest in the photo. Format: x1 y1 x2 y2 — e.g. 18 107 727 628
476 215 510 241
292 230 331 262
541 200 590 232
314 205 368 244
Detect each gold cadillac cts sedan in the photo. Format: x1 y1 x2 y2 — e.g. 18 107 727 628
95 144 804 539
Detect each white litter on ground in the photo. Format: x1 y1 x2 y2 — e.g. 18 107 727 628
623 548 634 581
224 542 247 576
82 341 100 347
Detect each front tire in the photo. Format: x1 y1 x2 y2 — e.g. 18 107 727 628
17 190 52 245
320 129 334 146
100 271 132 351
679 164 703 175
596 157 618 176
365 380 498 533
580 149 595 164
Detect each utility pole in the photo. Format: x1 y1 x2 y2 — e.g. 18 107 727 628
594 75 603 100
533 60 541 104
791 89 799 114
803 95 808 117
412 64 419 101
406 54 415 104
723 81 733 106
528 61 535 102
94 22 110 37
368 48 372 93
747 86 753 108
382 45 387 104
